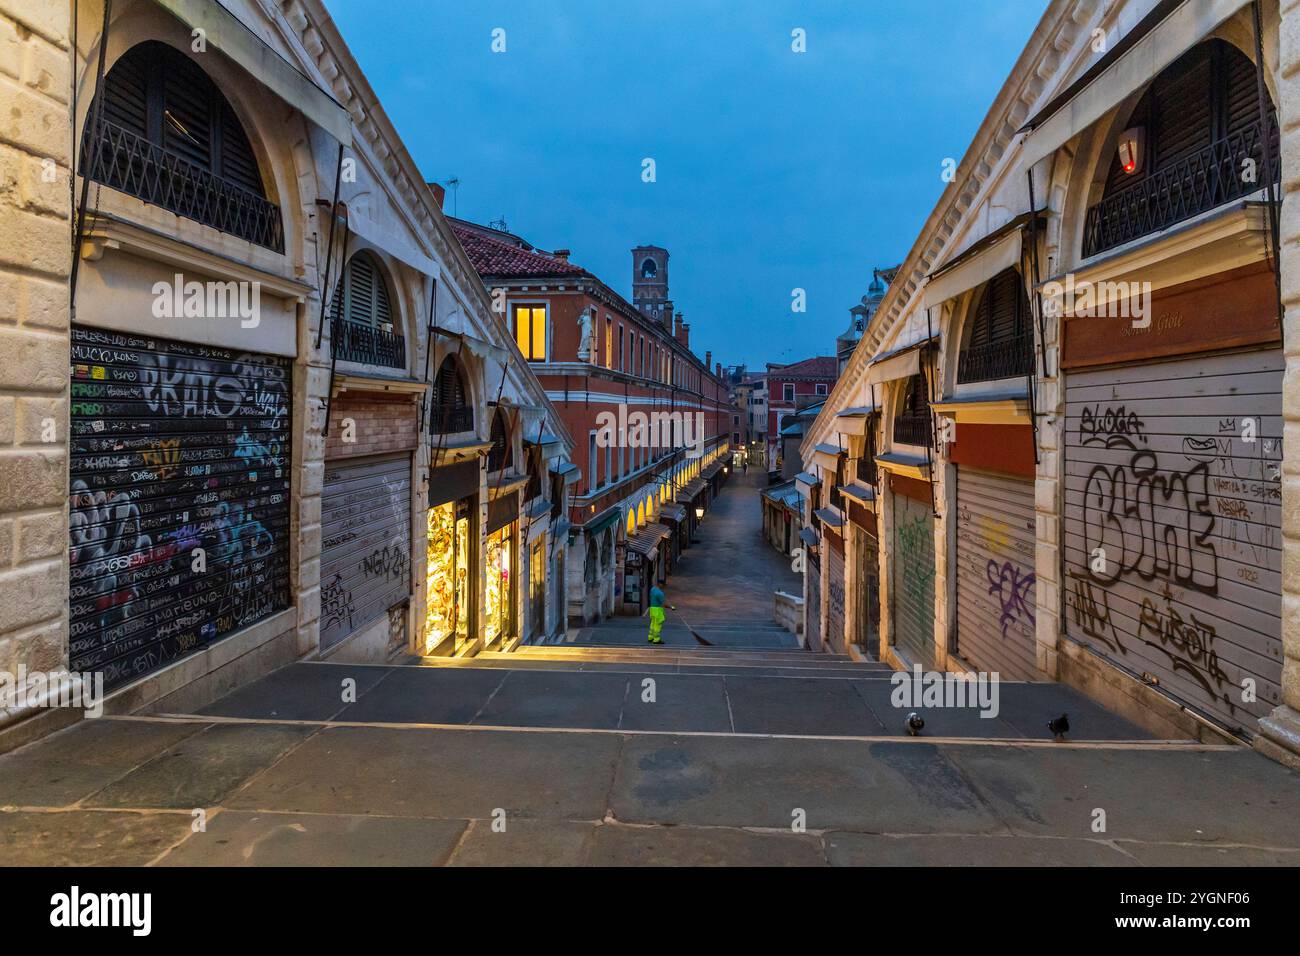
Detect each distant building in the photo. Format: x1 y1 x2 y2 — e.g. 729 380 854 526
836 267 893 375
765 356 838 469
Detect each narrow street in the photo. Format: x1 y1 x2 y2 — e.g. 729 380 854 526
4 473 1300 866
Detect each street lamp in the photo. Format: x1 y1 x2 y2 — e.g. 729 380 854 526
695 506 704 520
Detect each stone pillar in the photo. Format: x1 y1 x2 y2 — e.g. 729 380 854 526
1259 0 1300 769
0 1 72 737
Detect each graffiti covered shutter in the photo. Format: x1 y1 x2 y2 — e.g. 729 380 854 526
826 533 846 651
69 326 291 689
891 491 935 668
320 452 412 650
954 468 1037 680
1062 349 1284 734
853 526 880 653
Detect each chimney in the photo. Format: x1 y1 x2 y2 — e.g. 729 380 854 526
552 249 570 262
716 362 723 379
673 312 684 341
705 350 712 370
428 181 446 209
680 322 690 349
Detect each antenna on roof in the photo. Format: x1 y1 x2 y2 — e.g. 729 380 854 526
440 177 460 217
489 216 509 232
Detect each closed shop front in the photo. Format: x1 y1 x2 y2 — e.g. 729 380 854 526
825 529 846 652
1063 349 1284 734
891 482 935 669
320 452 412 652
69 326 291 688
1060 264 1284 736
425 457 480 654
805 543 822 651
953 468 1037 679
851 522 880 654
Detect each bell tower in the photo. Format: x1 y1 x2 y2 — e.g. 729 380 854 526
632 245 672 329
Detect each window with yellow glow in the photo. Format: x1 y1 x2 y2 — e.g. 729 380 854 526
512 305 546 360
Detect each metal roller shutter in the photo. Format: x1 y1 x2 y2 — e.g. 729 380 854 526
805 551 821 651
320 453 412 651
826 534 846 651
892 492 935 668
69 326 291 689
1062 349 1284 735
954 468 1037 680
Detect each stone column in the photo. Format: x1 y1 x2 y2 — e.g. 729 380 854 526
1259 0 1300 769
0 1 72 744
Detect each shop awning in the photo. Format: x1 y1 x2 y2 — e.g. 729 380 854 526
874 451 931 481
799 527 820 549
581 506 623 537
931 388 1031 425
152 0 351 144
433 329 511 367
549 461 581 485
525 431 563 449
1019 0 1248 167
866 334 937 385
701 460 725 481
814 507 844 530
628 523 671 563
811 443 843 472
676 478 707 502
794 471 819 497
658 502 688 523
920 222 1030 313
838 483 876 508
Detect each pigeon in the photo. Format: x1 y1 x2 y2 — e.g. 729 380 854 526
906 712 925 736
1048 713 1070 741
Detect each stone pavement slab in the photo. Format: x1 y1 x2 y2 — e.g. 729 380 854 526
588 821 826 866
471 671 629 728
1115 841 1300 866
0 809 193 866
158 811 468 866
85 722 315 810
725 675 885 736
0 718 208 807
609 734 1005 833
227 725 622 821
447 818 597 866
193 662 392 721
334 666 506 724
823 831 1133 866
617 674 733 733
946 745 1300 846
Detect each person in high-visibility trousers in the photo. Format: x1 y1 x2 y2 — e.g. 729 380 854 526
646 583 673 644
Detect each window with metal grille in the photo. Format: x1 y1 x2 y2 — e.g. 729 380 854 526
893 373 932 448
1083 39 1279 257
430 354 473 433
82 41 282 250
958 267 1034 383
329 252 405 368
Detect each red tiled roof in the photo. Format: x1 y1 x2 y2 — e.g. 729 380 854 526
451 221 588 279
767 356 838 379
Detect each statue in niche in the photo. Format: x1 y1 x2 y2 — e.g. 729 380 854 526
577 306 595 361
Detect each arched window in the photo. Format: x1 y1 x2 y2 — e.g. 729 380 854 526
431 354 473 433
893 373 932 448
82 41 282 250
330 253 404 367
958 267 1034 383
641 258 657 279
1083 39 1278 256
488 407 514 472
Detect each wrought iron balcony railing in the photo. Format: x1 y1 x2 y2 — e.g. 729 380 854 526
333 318 406 369
428 403 474 434
83 119 284 251
1082 117 1278 258
893 411 932 448
957 332 1035 384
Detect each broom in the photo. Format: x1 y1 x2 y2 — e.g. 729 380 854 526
670 605 712 645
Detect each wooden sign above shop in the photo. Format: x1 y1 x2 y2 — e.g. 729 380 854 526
1061 261 1280 369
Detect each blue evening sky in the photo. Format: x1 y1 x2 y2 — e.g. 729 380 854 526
326 0 1046 370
